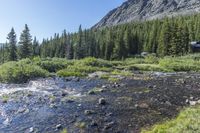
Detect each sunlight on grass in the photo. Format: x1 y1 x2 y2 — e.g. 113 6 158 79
142 105 200 133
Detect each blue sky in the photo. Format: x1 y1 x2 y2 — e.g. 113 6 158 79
0 0 124 43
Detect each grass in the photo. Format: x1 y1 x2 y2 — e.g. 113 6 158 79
142 105 200 133
159 57 200 72
60 129 68 133
75 122 86 129
111 70 133 76
1 54 200 83
1 94 9 103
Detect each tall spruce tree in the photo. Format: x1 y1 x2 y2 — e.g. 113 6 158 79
75 25 84 59
32 37 40 56
19 24 33 58
7 28 17 61
66 34 74 59
157 19 171 57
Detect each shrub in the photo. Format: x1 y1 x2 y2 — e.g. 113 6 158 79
57 64 112 77
144 54 159 64
34 58 73 72
0 61 49 83
77 57 112 67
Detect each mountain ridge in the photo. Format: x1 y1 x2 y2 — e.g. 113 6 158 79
93 0 200 28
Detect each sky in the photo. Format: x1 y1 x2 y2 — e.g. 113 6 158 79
0 0 124 43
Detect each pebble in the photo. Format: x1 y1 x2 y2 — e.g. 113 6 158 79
88 90 95 95
138 103 149 109
75 77 80 82
3 118 11 125
50 104 57 108
84 110 94 115
61 91 68 97
66 99 75 103
90 121 98 127
99 98 106 105
29 127 34 133
189 101 197 106
17 107 26 114
102 85 107 89
56 124 62 130
165 101 172 106
104 121 115 130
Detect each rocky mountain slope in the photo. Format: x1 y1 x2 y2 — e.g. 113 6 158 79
94 0 200 28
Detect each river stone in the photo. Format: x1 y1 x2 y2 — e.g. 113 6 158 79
74 77 80 82
29 127 34 133
104 121 115 130
165 101 172 106
56 124 62 130
90 121 98 127
138 103 149 109
84 110 94 115
88 71 107 78
50 104 57 108
99 98 106 105
61 91 68 97
102 85 107 89
65 77 72 82
17 107 26 114
3 118 11 125
88 90 95 95
189 101 197 106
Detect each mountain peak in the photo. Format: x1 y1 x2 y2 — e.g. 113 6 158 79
93 0 200 28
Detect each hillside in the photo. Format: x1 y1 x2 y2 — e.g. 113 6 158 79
94 0 200 28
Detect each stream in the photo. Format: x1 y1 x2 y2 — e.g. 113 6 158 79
0 72 200 133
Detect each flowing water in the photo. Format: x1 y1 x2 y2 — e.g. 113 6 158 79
0 73 200 133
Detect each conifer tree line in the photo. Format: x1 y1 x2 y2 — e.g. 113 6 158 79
1 14 200 63
0 24 34 63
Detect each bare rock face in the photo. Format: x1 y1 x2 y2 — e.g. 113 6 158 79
93 0 200 28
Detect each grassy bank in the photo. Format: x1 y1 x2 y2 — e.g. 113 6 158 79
142 105 200 133
1 54 200 83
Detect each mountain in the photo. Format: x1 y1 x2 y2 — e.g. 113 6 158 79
94 0 200 28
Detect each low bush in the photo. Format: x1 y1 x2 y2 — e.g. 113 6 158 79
0 61 49 83
144 54 159 64
57 64 112 77
76 57 113 68
34 57 73 72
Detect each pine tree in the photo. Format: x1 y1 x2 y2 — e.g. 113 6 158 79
182 25 190 54
157 19 171 57
19 24 33 58
66 34 74 59
33 37 40 56
7 28 17 61
74 25 83 59
105 29 114 60
113 32 127 59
